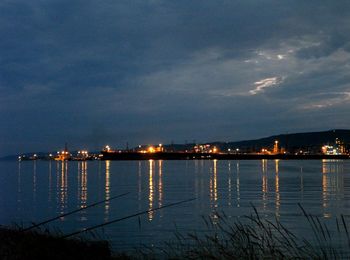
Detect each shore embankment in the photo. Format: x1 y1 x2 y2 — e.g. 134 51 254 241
0 227 117 260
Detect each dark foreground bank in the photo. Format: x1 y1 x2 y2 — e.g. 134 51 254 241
0 227 127 260
2 207 350 259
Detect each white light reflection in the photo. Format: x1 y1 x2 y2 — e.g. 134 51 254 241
275 160 280 217
210 160 218 223
105 160 110 221
81 161 88 208
148 160 154 221
77 162 81 205
322 160 344 218
228 162 232 206
236 162 240 208
158 160 163 209
59 161 68 216
262 159 268 210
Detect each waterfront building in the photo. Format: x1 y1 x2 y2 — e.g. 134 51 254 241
273 140 279 154
322 138 346 155
55 144 71 161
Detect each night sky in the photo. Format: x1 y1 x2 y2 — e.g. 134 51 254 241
1 1 350 156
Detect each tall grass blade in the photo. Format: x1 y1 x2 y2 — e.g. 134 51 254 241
24 192 131 231
62 198 196 239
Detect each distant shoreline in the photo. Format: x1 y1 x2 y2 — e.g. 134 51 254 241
4 152 349 161
100 151 350 161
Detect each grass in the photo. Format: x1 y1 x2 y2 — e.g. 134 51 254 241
2 206 350 259
140 205 350 259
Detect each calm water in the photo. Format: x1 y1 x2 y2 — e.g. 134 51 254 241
1 159 350 251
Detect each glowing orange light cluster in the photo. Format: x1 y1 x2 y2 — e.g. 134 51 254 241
261 148 270 154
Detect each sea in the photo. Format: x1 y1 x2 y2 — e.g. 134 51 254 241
1 159 350 252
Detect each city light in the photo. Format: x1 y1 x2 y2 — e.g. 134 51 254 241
261 148 270 154
17 137 349 162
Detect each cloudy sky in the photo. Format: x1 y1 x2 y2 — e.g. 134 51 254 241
1 0 350 155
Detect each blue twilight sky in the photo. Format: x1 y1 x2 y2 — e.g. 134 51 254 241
1 0 350 155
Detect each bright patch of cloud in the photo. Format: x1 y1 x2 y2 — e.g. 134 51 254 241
301 92 350 110
256 50 290 61
249 77 283 95
277 54 285 60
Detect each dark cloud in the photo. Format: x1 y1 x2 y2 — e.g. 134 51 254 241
1 0 350 155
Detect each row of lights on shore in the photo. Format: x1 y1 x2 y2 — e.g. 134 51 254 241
104 144 164 153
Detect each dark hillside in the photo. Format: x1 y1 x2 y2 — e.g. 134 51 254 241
224 129 350 153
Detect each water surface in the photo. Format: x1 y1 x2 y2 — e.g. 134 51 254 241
0 159 349 250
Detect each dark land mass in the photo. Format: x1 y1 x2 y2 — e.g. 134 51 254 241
2 129 350 160
225 129 350 152
163 129 350 153
101 151 349 160
0 227 118 260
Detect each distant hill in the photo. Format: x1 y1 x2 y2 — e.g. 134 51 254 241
218 129 350 153
1 129 350 160
163 129 350 153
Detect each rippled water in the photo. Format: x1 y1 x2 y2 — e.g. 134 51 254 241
1 159 350 251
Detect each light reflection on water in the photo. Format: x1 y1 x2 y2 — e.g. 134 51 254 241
147 160 164 221
209 159 218 223
262 159 268 211
322 159 344 219
104 160 110 221
158 160 163 210
1 159 350 250
236 162 240 208
148 159 154 221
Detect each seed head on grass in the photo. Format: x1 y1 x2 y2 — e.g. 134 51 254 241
145 206 350 259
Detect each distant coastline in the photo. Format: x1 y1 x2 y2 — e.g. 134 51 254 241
3 129 350 161
100 151 349 160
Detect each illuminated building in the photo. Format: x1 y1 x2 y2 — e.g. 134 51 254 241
55 144 71 161
273 140 279 154
322 145 342 155
136 144 164 153
148 146 155 153
193 144 219 153
104 145 112 152
147 144 164 153
261 148 270 154
76 150 89 160
55 151 71 161
335 138 345 154
322 138 346 155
